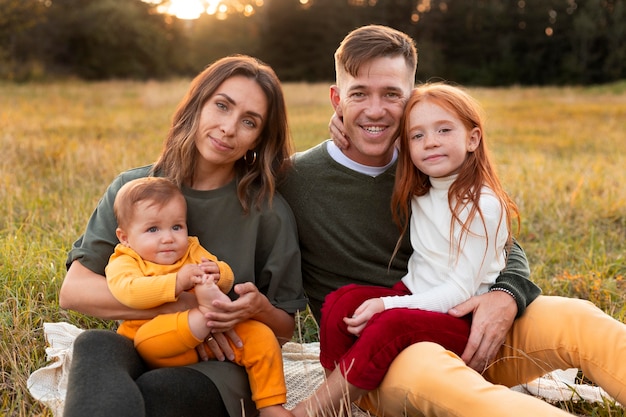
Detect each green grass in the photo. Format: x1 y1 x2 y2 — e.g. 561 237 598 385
1 80 625 416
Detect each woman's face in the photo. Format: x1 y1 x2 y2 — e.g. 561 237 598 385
194 75 268 172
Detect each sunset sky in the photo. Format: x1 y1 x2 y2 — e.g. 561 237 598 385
149 0 271 19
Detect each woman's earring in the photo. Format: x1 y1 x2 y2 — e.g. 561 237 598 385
244 150 257 165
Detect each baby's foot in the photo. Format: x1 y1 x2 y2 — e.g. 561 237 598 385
195 276 230 314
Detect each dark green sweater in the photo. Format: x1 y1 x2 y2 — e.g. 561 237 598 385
279 141 540 321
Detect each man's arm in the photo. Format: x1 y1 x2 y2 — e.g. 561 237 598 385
490 239 542 317
448 239 541 371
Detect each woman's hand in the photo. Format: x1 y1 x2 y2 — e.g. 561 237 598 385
196 282 265 362
196 282 295 360
343 298 385 336
196 329 242 362
204 282 270 331
203 282 295 346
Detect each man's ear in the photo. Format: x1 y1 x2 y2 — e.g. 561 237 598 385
468 127 481 152
330 85 343 117
116 228 128 245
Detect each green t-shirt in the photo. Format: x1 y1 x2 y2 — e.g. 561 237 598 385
67 165 308 417
67 165 307 313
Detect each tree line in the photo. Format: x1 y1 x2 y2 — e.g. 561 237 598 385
1 0 624 85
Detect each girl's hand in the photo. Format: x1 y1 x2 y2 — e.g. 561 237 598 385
343 298 385 336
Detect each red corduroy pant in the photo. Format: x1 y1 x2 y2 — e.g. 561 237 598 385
319 282 472 390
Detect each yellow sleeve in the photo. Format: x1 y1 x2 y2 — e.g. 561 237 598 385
187 237 234 294
106 245 178 309
215 260 234 294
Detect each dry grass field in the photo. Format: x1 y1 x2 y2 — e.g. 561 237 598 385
1 79 625 416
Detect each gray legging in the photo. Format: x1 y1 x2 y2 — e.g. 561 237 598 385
63 330 230 417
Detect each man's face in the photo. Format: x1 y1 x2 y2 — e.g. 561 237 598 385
331 55 414 167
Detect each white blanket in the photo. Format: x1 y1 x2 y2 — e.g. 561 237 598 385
27 322 84 416
28 322 614 416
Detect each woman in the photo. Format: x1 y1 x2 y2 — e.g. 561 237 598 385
59 55 307 417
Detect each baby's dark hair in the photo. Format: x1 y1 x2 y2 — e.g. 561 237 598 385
113 177 185 229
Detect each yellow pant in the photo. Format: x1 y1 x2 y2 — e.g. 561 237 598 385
121 313 286 409
358 296 626 417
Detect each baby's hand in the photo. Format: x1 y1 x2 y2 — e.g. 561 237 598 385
176 264 204 294
199 258 221 283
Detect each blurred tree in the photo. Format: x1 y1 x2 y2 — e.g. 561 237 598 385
257 0 341 81
38 0 172 79
512 0 579 85
0 0 623 84
0 0 48 80
566 0 626 83
364 0 418 35
258 0 420 81
602 0 626 82
182 12 262 74
405 0 625 85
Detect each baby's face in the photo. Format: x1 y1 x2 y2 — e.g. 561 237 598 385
122 197 189 265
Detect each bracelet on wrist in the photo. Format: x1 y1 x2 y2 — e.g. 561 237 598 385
489 287 517 300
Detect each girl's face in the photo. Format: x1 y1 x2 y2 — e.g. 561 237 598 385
406 99 480 178
116 196 189 265
194 75 268 174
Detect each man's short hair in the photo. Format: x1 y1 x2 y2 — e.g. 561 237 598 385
334 24 418 84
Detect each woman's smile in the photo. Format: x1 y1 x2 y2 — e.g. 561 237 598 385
209 135 234 152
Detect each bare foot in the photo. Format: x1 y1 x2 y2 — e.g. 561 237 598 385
194 276 231 315
259 405 294 417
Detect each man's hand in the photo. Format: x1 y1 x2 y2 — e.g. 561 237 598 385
448 290 517 372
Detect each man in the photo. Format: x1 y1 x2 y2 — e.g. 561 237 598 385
279 24 626 416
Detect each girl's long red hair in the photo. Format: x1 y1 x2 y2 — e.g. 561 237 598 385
391 83 520 262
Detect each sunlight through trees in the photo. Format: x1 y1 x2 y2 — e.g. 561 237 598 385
1 0 624 84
